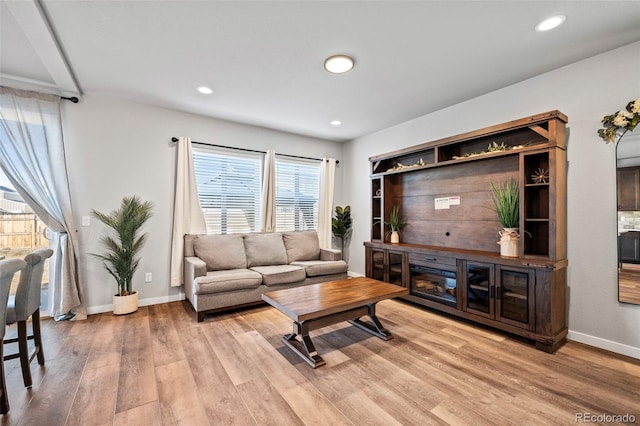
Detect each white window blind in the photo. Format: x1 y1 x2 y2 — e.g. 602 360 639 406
192 147 262 234
275 157 320 232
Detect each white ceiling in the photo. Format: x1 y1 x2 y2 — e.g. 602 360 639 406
1 1 640 142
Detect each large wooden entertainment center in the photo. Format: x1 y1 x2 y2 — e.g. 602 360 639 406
365 111 568 352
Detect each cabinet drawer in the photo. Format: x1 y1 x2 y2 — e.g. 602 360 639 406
409 253 457 267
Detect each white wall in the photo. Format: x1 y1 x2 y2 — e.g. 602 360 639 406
343 41 640 358
61 95 344 313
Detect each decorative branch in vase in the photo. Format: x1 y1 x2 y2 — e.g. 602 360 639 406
490 178 520 257
385 206 407 244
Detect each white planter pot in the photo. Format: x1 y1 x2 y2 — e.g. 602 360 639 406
113 292 139 315
390 231 400 244
499 228 519 257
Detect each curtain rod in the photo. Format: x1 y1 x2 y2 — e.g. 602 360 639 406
61 96 79 103
170 137 339 164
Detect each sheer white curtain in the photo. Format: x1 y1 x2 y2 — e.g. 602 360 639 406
260 149 276 232
0 87 85 320
318 158 336 248
170 137 206 286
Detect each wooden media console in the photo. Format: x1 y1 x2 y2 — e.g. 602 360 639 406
366 111 568 352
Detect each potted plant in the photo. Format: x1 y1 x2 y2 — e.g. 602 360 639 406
331 205 352 260
91 196 153 315
490 177 519 257
385 206 407 244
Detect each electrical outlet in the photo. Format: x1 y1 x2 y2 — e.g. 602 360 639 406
82 216 91 226
144 272 152 283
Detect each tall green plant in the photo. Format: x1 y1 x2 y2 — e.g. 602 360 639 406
332 205 352 259
490 178 519 229
91 196 153 296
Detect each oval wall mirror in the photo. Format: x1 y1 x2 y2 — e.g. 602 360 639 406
616 132 640 305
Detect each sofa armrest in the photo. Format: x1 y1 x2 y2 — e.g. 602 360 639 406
184 257 207 298
320 248 342 261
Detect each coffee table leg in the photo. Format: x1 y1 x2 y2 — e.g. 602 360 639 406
348 303 393 341
282 322 326 368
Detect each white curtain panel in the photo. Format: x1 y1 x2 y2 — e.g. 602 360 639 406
0 87 86 320
170 137 206 286
318 158 336 249
260 149 276 232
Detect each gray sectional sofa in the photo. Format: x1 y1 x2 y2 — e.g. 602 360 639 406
184 231 348 321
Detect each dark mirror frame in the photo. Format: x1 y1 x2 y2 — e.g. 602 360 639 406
616 133 640 305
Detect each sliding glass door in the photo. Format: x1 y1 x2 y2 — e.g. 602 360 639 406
0 169 51 315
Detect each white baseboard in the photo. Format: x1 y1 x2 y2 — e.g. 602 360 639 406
86 291 185 315
568 330 640 360
347 270 365 277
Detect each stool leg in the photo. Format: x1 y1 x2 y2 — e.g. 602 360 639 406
17 321 32 388
32 310 45 365
0 340 9 414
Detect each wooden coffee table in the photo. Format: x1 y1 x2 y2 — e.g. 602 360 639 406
262 277 408 368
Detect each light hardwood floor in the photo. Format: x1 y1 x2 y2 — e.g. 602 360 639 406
1 299 639 425
619 263 640 304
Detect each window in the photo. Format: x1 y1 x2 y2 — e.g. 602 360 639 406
275 157 320 231
192 147 262 234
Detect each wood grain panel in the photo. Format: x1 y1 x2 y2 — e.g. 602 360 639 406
113 401 162 426
155 359 209 425
85 314 125 370
236 377 304 426
116 314 158 414
148 303 186 367
65 363 119 426
234 328 351 425
201 318 256 387
397 156 518 250
178 324 255 425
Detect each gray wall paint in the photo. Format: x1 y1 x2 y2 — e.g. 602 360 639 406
62 95 344 311
343 41 640 357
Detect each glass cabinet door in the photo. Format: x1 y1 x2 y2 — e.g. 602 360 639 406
465 262 493 318
388 251 404 286
370 249 385 281
497 266 534 329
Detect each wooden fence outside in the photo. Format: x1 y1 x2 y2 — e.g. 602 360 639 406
0 213 50 292
0 213 47 253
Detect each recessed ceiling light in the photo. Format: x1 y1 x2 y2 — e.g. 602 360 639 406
535 15 566 32
330 120 342 126
197 86 213 94
324 55 354 74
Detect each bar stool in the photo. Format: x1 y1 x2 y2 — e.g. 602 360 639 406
0 258 27 414
4 249 53 389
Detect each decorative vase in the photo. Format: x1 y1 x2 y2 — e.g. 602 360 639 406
390 231 400 244
499 228 519 257
113 291 139 315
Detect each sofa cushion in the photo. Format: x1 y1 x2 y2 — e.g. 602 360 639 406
290 260 348 277
193 234 247 271
243 233 288 267
283 231 320 263
194 269 262 295
250 265 306 286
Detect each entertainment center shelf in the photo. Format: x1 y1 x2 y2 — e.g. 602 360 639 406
366 111 568 352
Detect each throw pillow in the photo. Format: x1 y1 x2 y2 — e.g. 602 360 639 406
283 231 320 262
193 234 247 271
243 233 288 267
